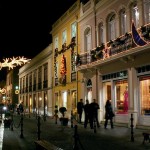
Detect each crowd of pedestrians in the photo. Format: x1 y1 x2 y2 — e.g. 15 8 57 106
77 98 115 129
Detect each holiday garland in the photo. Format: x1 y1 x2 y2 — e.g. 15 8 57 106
54 37 76 84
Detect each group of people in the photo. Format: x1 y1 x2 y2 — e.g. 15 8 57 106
77 98 100 129
77 99 115 129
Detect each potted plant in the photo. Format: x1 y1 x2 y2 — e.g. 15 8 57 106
59 107 68 126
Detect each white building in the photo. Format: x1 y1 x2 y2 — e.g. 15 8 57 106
77 0 150 128
18 44 53 116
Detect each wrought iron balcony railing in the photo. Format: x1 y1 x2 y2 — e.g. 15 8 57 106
76 23 150 67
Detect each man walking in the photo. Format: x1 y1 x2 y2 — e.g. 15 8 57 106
77 99 84 123
90 99 100 128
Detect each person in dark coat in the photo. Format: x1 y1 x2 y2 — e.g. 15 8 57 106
84 99 90 128
19 102 24 113
89 99 100 129
104 100 114 129
77 99 84 123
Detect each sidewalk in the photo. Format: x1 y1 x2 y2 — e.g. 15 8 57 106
0 114 150 150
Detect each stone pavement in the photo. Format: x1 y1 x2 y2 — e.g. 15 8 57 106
0 114 150 150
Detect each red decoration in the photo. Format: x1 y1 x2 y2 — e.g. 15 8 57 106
60 55 67 76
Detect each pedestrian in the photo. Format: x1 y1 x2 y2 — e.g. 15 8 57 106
19 102 24 113
77 99 84 123
90 99 100 129
104 100 115 129
84 99 90 128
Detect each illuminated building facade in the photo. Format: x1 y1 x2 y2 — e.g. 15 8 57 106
77 0 150 127
18 0 150 128
18 45 53 116
51 1 80 117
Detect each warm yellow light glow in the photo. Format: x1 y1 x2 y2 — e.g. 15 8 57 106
0 56 31 70
0 88 6 94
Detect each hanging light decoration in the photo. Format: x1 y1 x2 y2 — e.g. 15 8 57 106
0 88 6 94
0 56 31 70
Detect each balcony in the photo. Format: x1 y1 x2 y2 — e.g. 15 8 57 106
76 23 150 72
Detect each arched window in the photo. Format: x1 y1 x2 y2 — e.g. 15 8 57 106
120 8 127 35
131 2 139 27
108 13 116 41
84 27 91 52
86 79 92 103
143 0 150 24
98 22 104 45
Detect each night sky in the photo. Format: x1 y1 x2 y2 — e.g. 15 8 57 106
0 0 77 81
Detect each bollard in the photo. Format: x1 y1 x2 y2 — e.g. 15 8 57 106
37 115 41 140
73 125 78 150
54 105 58 124
71 110 73 128
20 113 24 138
130 113 134 142
10 111 13 131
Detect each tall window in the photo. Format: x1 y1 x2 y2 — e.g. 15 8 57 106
29 73 32 87
26 75 28 89
54 36 58 49
140 76 150 115
131 3 139 27
120 9 127 35
38 67 42 84
71 22 77 38
33 70 36 85
115 80 128 114
98 22 104 45
84 27 91 52
44 63 48 81
62 29 67 44
144 0 150 24
108 14 116 41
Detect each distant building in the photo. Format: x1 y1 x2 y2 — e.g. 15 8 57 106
18 44 53 116
6 67 19 106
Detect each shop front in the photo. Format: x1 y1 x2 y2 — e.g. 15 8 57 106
137 65 150 126
101 70 129 124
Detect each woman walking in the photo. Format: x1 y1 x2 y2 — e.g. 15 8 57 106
104 100 114 129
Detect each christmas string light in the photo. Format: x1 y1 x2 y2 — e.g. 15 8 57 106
0 56 31 70
0 88 6 94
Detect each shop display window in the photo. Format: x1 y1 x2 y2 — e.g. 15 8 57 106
140 76 150 115
115 80 128 114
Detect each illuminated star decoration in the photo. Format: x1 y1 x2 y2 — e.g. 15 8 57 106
0 56 31 70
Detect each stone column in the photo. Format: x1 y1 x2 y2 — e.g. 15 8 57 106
128 67 138 128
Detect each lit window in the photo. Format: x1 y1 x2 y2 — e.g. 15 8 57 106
108 14 116 41
131 3 139 27
120 9 127 35
144 0 150 24
140 76 150 115
54 37 58 49
115 80 128 114
71 22 77 38
99 22 104 45
84 27 91 52
62 29 67 44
